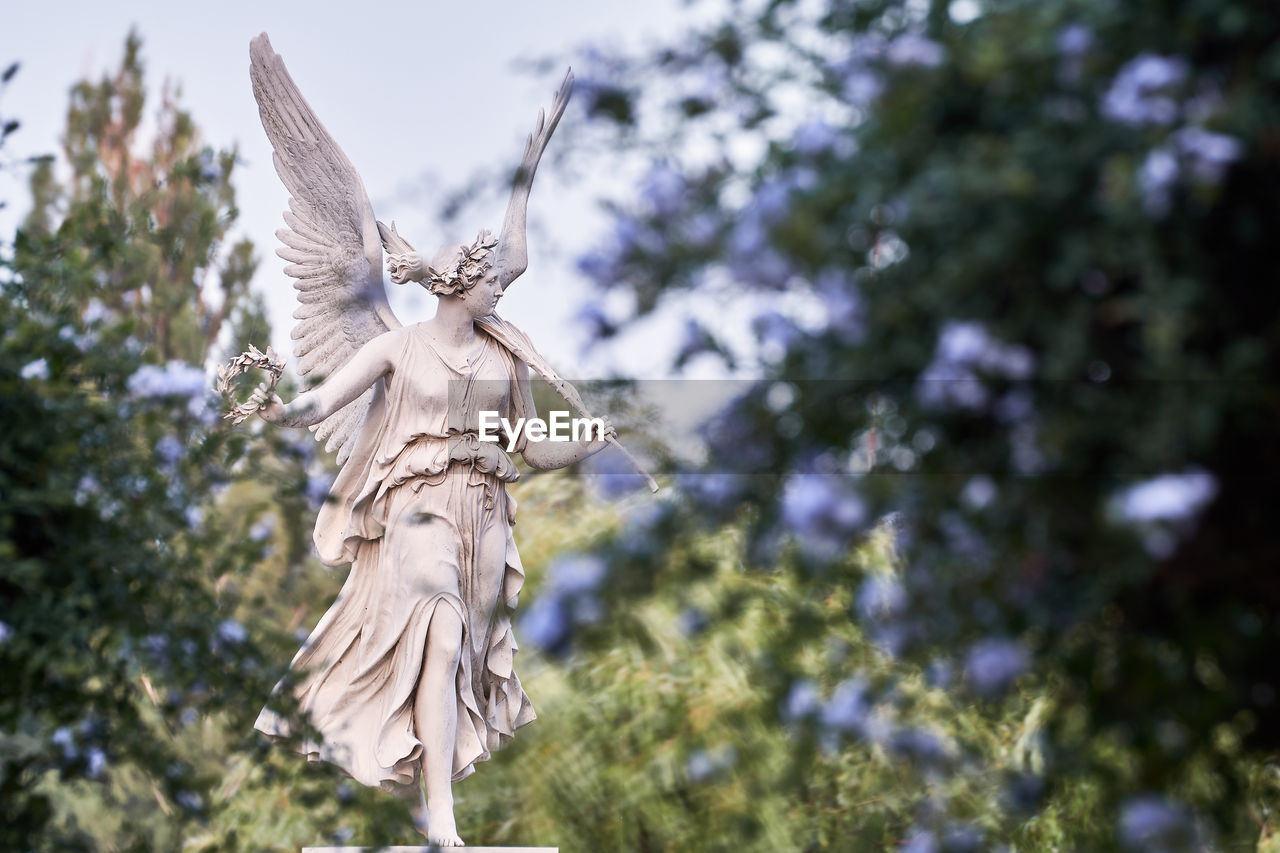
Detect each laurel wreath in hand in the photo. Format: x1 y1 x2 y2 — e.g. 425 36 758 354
217 344 286 424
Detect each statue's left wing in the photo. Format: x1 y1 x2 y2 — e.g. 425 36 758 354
250 33 401 465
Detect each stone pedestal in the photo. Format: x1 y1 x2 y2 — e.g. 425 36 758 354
303 848 556 852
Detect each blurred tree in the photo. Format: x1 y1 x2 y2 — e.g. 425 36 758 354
503 0 1280 848
0 35 413 851
22 31 255 364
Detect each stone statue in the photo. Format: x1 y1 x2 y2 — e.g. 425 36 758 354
239 33 650 847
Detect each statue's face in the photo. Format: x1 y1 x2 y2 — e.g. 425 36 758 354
462 264 503 319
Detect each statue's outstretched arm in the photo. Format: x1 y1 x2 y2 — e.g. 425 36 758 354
508 359 615 470
495 69 573 288
255 331 397 428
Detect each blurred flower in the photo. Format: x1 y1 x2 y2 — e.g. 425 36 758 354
940 824 985 852
677 606 709 637
1118 796 1198 851
86 746 107 778
900 828 938 853
547 554 608 596
583 449 646 500
888 726 949 765
249 515 275 542
674 318 720 368
885 34 945 68
0 620 10 644
155 434 184 468
574 299 619 342
856 574 906 621
677 472 748 516
1055 24 1094 56
685 745 737 782
1173 126 1242 183
518 594 571 655
1102 54 1188 126
781 474 868 560
814 268 865 342
640 163 688 216
792 119 837 155
20 358 49 380
1139 128 1241 215
175 791 202 812
217 619 247 645
820 677 870 734
926 658 953 688
782 678 820 721
1114 471 1217 524
964 638 1028 695
305 472 334 509
83 298 110 325
127 361 206 399
752 310 801 352
918 322 1034 411
960 475 997 511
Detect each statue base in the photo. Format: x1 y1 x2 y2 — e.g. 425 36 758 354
303 848 556 852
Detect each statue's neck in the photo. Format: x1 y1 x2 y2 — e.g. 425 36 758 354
428 299 478 347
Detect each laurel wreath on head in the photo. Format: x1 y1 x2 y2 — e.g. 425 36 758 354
216 344 286 424
424 230 499 291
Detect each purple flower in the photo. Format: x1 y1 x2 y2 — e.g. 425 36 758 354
781 474 868 559
217 619 247 645
574 299 619 342
820 677 869 734
685 745 736 782
1114 471 1217 524
1056 24 1094 57
249 515 275 542
548 554 608 596
674 318 718 367
305 472 334 509
752 311 800 351
86 746 107 778
782 679 820 721
519 594 571 654
155 435 184 467
1119 795 1197 851
856 575 906 621
792 120 837 155
1102 54 1188 126
20 358 49 381
885 34 945 69
1173 126 1242 183
640 163 687 216
899 828 938 853
127 361 206 399
815 268 865 342
584 449 645 500
889 726 948 764
964 638 1028 695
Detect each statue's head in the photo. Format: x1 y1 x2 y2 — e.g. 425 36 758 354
424 230 500 297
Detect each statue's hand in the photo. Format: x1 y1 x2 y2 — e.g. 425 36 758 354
596 416 618 443
387 251 424 285
249 384 286 424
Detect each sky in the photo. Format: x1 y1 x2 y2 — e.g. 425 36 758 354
0 0 746 384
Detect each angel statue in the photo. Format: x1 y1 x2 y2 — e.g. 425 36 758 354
241 34 650 847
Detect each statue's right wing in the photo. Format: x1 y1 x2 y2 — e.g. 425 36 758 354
250 33 401 466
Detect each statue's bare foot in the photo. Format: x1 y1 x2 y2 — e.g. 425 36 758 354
413 803 463 847
427 809 463 847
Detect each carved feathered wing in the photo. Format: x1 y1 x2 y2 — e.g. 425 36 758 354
250 33 401 465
